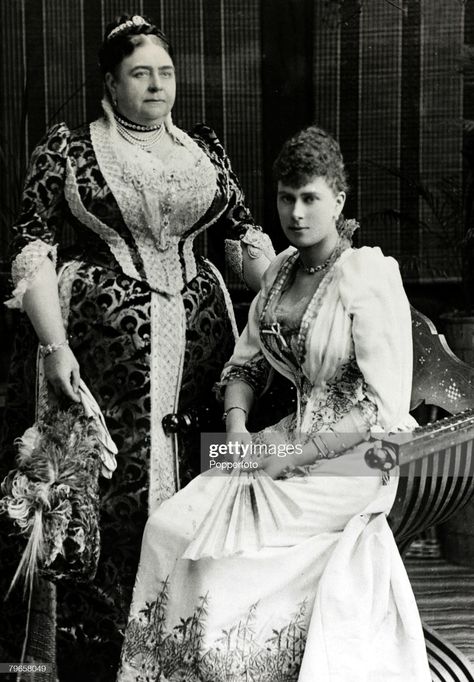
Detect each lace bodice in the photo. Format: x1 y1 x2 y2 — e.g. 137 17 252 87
100 114 218 251
120 142 216 246
83 112 218 293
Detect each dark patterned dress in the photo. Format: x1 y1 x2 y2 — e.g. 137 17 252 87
0 107 273 681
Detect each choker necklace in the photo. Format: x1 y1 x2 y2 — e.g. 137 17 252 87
299 251 335 274
114 110 162 132
115 117 165 150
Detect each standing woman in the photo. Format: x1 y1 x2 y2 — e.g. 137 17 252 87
0 14 273 680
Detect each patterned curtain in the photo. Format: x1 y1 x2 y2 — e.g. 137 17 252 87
0 0 469 285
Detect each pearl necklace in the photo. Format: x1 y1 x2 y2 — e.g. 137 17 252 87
115 117 165 150
114 111 162 132
299 252 335 274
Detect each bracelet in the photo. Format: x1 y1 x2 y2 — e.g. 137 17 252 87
39 340 69 358
311 435 334 458
222 406 248 422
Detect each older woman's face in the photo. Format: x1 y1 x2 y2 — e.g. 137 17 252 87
106 36 176 125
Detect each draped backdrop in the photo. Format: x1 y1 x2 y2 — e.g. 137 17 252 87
0 0 471 283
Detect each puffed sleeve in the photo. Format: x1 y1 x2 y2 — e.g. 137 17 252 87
189 124 275 281
338 247 413 432
6 123 69 309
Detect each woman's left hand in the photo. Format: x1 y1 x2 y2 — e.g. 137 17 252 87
259 453 295 479
250 429 296 478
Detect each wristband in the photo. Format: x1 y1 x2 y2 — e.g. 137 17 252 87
311 435 332 458
39 340 69 358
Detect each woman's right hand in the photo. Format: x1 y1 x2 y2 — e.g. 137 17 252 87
43 345 81 403
226 427 253 464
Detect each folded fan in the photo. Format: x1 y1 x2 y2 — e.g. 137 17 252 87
182 469 302 560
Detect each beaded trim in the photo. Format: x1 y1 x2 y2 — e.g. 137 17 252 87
259 250 300 354
259 238 350 367
295 240 349 364
260 226 358 365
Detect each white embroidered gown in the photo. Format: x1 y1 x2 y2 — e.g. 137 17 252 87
117 243 431 682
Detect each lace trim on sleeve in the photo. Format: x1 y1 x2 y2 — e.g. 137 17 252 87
6 239 58 310
225 239 244 280
214 354 271 402
225 228 275 280
241 227 275 260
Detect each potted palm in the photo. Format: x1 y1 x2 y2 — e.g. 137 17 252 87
361 159 474 360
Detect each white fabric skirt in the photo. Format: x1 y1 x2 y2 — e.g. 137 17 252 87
117 445 430 682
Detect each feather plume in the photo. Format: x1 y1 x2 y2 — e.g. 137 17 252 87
0 401 104 592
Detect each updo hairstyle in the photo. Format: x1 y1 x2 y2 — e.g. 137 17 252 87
98 14 173 78
273 125 348 195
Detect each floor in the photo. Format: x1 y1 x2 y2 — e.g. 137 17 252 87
406 557 474 664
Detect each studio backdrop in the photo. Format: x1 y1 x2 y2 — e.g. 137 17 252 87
0 0 470 285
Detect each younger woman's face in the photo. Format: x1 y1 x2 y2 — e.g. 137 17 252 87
106 36 176 125
277 176 345 251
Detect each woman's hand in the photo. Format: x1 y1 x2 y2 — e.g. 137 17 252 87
43 346 81 403
250 430 297 478
226 428 253 464
259 452 296 479
22 259 81 403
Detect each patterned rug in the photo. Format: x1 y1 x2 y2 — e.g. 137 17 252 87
405 557 474 665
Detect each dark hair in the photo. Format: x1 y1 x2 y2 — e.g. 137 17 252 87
273 125 348 194
98 14 173 77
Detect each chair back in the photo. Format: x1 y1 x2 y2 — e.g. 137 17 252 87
388 308 474 552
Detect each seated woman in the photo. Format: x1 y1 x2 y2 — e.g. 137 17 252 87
117 126 431 681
